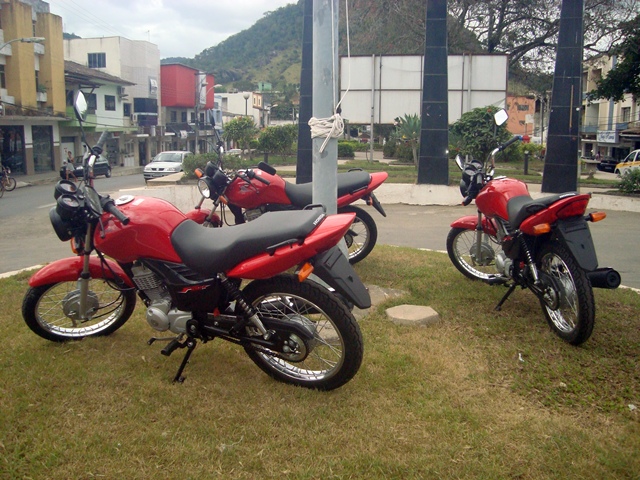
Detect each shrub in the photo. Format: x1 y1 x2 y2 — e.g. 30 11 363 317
337 141 355 158
618 169 640 193
383 140 396 158
182 153 218 179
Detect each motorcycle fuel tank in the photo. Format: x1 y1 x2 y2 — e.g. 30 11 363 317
95 196 186 263
475 177 530 221
225 171 290 209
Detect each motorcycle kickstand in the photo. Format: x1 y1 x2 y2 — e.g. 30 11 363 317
494 284 517 311
173 338 198 384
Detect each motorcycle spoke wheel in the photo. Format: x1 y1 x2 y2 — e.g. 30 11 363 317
3 176 17 191
536 243 595 345
240 275 363 391
446 227 504 283
22 279 136 342
339 206 377 264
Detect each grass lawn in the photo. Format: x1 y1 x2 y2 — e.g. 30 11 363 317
1 246 638 479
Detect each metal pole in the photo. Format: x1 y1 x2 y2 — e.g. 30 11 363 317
296 0 314 184
312 0 339 214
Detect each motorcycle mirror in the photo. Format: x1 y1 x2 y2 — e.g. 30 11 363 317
494 109 509 126
73 91 88 121
454 155 464 171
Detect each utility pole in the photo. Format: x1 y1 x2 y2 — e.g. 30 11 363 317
311 0 339 214
296 0 314 184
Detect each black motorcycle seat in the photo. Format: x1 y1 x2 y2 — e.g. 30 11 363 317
284 170 371 208
507 192 578 228
171 208 326 275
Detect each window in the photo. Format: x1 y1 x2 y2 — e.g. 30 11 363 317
622 107 631 123
190 112 195 123
123 103 131 117
517 104 529 111
181 111 187 122
105 95 116 111
86 93 97 113
88 52 106 68
0 65 5 89
170 111 177 122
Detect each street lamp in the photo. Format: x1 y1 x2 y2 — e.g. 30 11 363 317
243 92 250 116
0 36 45 54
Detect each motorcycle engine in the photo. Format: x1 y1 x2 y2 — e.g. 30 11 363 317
495 252 513 277
244 207 265 222
131 264 191 333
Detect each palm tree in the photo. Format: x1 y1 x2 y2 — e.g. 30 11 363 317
393 114 421 166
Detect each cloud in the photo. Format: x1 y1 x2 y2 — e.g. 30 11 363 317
48 0 295 58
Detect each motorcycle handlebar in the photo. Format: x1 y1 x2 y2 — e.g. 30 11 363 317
101 197 130 225
246 169 270 185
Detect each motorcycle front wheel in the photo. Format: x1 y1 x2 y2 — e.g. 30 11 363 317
22 279 137 342
240 274 364 391
447 227 505 283
536 242 595 345
340 205 377 264
2 176 17 191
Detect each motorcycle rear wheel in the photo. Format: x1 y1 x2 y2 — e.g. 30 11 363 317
340 205 377 264
536 242 595 345
240 274 364 391
447 227 505 283
22 279 137 342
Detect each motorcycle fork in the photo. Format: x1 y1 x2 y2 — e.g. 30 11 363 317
77 225 96 322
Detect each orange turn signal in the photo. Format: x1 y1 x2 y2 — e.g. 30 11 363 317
298 262 314 282
588 211 607 222
532 223 551 235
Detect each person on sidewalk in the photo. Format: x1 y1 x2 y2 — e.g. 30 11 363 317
64 151 77 182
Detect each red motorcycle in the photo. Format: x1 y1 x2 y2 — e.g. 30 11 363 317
21 92 369 391
190 136 387 264
447 110 620 345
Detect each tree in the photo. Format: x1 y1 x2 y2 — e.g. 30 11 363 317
449 106 511 162
586 14 640 104
392 114 421 166
258 124 298 157
223 117 258 155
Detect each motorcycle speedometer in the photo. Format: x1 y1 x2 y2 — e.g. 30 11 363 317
54 180 78 199
56 194 82 220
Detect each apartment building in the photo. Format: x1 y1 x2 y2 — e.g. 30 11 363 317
64 36 162 165
581 55 640 160
0 0 65 175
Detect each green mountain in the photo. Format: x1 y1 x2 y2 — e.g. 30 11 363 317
161 0 485 92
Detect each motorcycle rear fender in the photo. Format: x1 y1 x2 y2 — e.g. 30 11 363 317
450 215 498 236
225 213 356 279
553 217 598 272
28 256 134 288
337 171 388 211
312 246 371 310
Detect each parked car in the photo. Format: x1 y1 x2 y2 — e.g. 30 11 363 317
596 156 619 173
59 155 111 180
143 151 192 181
615 149 640 175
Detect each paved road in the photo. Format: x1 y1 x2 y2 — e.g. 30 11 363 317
2 179 638 290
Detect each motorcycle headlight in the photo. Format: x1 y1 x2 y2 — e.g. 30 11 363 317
198 178 212 198
49 207 74 241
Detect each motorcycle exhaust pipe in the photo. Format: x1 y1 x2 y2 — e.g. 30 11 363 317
587 268 621 289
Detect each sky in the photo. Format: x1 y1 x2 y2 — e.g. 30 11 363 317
46 0 297 59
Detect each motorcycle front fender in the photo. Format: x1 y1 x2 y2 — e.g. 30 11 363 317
450 215 498 236
312 246 371 310
28 256 134 288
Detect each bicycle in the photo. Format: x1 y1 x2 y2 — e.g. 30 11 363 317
1 165 17 198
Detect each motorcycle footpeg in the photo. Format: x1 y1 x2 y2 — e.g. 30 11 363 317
161 338 182 356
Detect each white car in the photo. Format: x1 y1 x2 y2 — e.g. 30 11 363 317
143 151 192 181
615 149 640 175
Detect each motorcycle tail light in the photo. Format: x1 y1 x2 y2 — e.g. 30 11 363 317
588 211 607 222
557 198 589 219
